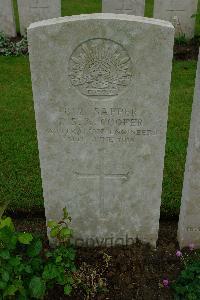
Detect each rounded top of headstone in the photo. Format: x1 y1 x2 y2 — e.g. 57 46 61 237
28 13 174 30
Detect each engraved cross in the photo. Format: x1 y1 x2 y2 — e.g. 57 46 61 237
75 148 129 216
166 9 185 12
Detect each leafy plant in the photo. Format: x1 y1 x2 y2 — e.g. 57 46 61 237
0 32 28 56
0 208 110 299
0 199 9 219
47 207 73 245
47 209 111 299
44 245 76 296
172 260 200 299
45 208 76 296
162 245 200 300
0 216 45 299
0 208 76 299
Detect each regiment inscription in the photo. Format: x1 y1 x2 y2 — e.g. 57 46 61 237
47 106 160 144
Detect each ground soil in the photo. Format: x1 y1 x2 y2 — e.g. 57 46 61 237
10 35 22 43
174 41 199 60
13 217 182 300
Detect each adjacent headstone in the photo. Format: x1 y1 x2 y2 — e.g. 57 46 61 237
178 51 200 249
154 0 198 38
0 0 16 37
17 0 61 35
28 14 174 247
102 0 145 16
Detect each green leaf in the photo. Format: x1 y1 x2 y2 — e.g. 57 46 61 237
9 256 21 267
18 293 28 300
24 265 32 274
66 276 74 285
56 270 65 285
45 251 52 258
30 258 43 272
42 264 58 280
3 284 18 296
0 249 10 259
55 255 62 263
47 220 58 229
29 276 45 299
59 228 71 239
67 248 76 261
2 270 9 282
0 227 14 246
0 217 15 231
63 207 68 219
64 284 72 295
17 262 27 273
0 280 7 289
9 235 18 249
18 233 33 245
27 239 42 257
50 226 60 238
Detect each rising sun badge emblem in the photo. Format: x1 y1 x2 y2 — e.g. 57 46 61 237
69 38 133 98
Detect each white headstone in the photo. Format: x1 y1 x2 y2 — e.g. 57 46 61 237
154 0 198 38
102 0 145 16
28 14 174 247
0 0 16 37
178 51 200 249
17 0 61 35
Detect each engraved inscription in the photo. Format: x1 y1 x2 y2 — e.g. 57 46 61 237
166 9 185 12
47 106 160 144
30 0 49 8
116 0 136 12
187 226 200 232
69 39 133 98
75 148 129 215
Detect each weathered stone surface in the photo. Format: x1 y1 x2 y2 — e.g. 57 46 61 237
178 51 200 249
154 0 198 38
102 0 145 16
28 14 174 247
17 0 61 35
0 0 16 37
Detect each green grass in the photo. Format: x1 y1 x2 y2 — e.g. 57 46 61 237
62 0 101 16
195 0 200 35
13 0 20 34
162 61 196 216
145 0 154 18
0 57 197 216
0 57 43 209
61 0 153 18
